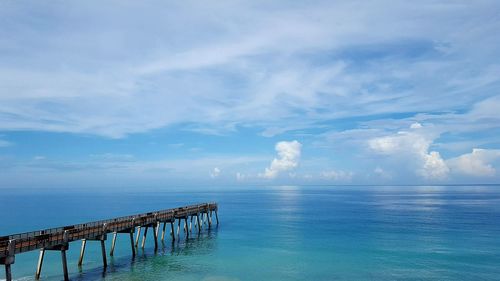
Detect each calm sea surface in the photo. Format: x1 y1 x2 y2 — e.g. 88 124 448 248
1 185 500 281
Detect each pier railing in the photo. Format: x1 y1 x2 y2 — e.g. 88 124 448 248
0 202 219 281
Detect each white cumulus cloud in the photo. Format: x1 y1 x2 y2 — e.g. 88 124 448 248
447 148 500 177
368 124 449 180
261 140 302 179
210 167 221 178
421 151 449 180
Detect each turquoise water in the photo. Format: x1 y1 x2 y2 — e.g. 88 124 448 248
1 185 500 281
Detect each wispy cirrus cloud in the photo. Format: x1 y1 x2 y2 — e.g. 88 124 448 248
0 1 499 139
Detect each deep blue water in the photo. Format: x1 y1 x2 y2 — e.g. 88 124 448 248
1 185 500 281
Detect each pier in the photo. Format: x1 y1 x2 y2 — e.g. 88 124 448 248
0 202 218 281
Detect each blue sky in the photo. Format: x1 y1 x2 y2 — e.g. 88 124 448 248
1 1 500 188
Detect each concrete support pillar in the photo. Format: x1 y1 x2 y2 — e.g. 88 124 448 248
78 239 86 266
135 226 141 247
153 224 158 250
141 226 148 249
196 213 202 233
208 211 212 229
129 232 136 257
62 231 70 281
3 239 15 281
170 221 175 241
161 222 167 241
110 232 117 256
5 264 12 281
35 249 45 279
189 216 193 232
185 217 189 238
177 219 181 237
215 210 219 225
61 249 69 281
100 240 107 269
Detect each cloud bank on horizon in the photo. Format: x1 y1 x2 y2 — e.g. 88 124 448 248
0 1 499 187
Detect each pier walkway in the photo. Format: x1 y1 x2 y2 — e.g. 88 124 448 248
0 202 218 281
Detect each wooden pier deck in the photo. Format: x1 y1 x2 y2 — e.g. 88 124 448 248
0 202 218 281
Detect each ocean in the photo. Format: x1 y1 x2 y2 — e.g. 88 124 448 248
1 185 499 281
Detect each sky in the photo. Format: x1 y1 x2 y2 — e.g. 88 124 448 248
1 0 500 188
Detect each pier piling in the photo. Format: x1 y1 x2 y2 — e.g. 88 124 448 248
110 232 117 256
141 226 148 249
170 221 175 241
78 240 86 266
61 248 69 281
129 232 135 257
5 264 11 281
161 222 167 241
153 224 158 250
135 226 141 247
35 249 45 279
100 240 107 268
196 213 202 233
1 240 15 281
208 211 212 228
